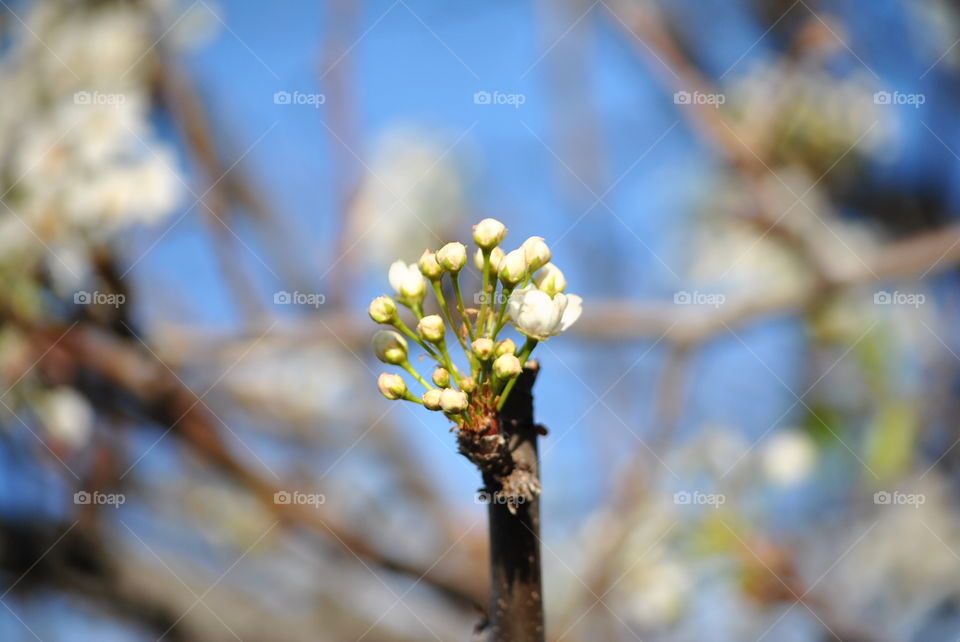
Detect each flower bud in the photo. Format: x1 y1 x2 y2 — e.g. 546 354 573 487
372 330 408 365
432 367 451 387
440 388 468 413
422 388 443 410
417 314 445 343
418 249 443 281
377 373 407 400
473 218 507 249
389 260 427 304
437 242 467 272
498 249 527 287
471 337 494 360
522 236 551 271
458 376 477 394
533 263 567 297
493 353 522 379
474 247 505 273
495 338 516 357
368 296 398 324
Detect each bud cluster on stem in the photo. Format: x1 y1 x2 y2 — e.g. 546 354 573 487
368 218 582 431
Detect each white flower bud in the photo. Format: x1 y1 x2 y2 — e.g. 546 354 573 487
521 236 551 271
533 263 567 297
389 260 427 303
493 353 522 379
432 367 451 387
473 218 507 249
373 330 408 365
507 286 582 340
495 338 516 357
498 249 527 287
474 247 505 273
417 314 445 343
459 376 477 394
471 337 494 360
418 249 443 280
377 373 407 400
368 296 398 324
437 242 467 272
439 388 468 413
422 388 443 410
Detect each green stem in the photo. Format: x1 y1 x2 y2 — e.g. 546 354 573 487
401 360 433 390
402 391 424 404
496 337 538 411
393 319 440 361
451 271 474 341
490 287 512 338
477 250 491 336
432 281 467 350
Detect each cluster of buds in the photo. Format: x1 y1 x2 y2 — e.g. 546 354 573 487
369 219 582 432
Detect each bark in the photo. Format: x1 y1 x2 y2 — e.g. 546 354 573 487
479 364 545 642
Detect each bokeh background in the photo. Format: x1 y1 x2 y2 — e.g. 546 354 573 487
2 0 960 640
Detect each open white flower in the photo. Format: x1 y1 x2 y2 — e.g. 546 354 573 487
388 260 426 303
507 286 582 340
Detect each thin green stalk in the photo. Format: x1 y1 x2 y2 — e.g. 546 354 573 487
477 249 491 336
434 338 462 385
496 337 538 411
393 319 440 361
402 391 424 404
401 361 433 390
490 287 512 338
451 271 474 341
432 281 467 350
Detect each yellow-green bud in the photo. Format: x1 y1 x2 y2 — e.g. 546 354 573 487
373 330 408 365
377 373 407 400
471 337 494 360
368 296 398 324
439 388 468 413
495 338 516 357
473 218 507 249
417 314 445 343
432 367 451 387
418 249 443 280
422 389 443 410
459 376 477 394
521 236 551 272
437 242 467 272
533 263 566 297
493 353 522 379
498 249 527 287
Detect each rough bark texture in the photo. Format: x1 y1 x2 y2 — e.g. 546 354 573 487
482 364 545 642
